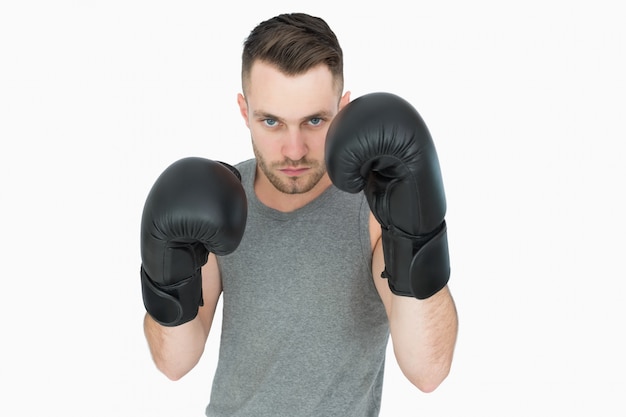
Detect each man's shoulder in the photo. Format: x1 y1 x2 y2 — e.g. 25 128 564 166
234 158 255 169
234 158 256 179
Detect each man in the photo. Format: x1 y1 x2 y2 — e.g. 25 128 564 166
140 12 458 416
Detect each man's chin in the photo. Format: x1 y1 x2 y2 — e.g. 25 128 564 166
274 172 326 195
275 179 314 195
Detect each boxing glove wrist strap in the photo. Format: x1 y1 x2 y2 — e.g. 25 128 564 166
381 221 450 299
141 266 204 327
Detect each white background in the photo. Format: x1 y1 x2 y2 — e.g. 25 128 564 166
1 1 624 416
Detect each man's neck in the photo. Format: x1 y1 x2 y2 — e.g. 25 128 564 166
254 171 332 213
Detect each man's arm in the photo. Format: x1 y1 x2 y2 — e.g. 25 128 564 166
370 214 458 392
325 92 458 392
139 157 247 381
144 255 223 381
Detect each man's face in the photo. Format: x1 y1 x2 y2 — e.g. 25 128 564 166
238 61 349 195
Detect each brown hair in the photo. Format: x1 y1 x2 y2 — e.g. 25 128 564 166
241 13 344 96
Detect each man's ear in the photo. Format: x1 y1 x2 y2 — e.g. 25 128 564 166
237 93 250 127
339 90 351 111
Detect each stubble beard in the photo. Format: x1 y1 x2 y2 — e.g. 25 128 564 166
253 143 326 195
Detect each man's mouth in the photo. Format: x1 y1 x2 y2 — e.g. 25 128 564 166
279 167 309 176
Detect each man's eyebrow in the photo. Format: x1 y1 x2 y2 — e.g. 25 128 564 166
304 110 333 120
251 110 281 120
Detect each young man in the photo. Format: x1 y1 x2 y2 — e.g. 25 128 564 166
140 13 458 416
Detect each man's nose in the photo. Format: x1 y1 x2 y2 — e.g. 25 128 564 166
282 129 308 162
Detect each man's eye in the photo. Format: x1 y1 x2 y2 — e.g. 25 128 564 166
264 119 278 127
309 118 322 126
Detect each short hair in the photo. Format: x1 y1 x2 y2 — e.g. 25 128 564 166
241 13 344 96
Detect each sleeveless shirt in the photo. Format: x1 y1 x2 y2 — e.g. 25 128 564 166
206 159 390 417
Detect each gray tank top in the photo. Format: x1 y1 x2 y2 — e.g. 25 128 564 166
207 159 390 417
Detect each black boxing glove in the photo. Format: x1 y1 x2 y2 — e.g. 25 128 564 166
140 157 247 326
325 92 449 299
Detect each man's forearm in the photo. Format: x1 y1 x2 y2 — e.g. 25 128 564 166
144 313 208 381
388 286 458 393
